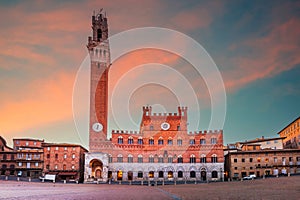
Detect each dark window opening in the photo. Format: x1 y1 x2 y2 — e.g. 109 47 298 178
212 171 218 178
158 171 164 178
190 171 196 178
178 171 183 178
97 29 102 41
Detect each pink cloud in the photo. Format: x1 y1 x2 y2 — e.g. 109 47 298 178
224 17 300 92
171 1 224 31
0 72 75 135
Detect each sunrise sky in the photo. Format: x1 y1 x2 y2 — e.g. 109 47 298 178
0 0 299 148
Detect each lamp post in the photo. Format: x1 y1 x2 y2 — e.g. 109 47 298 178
220 168 223 182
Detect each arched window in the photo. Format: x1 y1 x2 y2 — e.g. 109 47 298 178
189 139 195 145
128 136 134 144
167 138 173 145
138 155 143 163
117 154 123 163
149 171 154 178
212 171 218 178
128 154 133 163
118 136 123 144
97 29 102 41
200 138 206 144
190 154 196 163
158 171 164 178
200 154 206 163
158 137 164 145
149 137 154 145
138 137 143 145
2 164 7 169
190 171 196 178
177 138 183 146
177 155 183 163
9 164 15 169
211 138 217 144
168 171 173 178
150 125 154 131
168 156 173 163
211 154 218 163
108 154 112 163
149 155 154 163
158 155 164 163
178 171 183 178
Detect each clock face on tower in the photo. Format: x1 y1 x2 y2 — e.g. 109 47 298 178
161 122 170 130
92 122 103 132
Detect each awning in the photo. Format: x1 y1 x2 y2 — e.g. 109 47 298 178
58 172 77 176
48 172 58 175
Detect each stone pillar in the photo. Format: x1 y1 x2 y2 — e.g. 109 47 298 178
163 171 168 180
112 171 117 181
144 172 148 181
133 171 137 181
154 171 158 179
196 171 201 181
84 162 92 183
123 171 128 181
102 166 108 182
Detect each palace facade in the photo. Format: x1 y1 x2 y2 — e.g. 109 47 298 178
84 11 224 183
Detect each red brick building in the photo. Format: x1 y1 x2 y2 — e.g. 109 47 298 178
0 136 16 176
84 11 224 183
13 138 44 178
42 143 88 183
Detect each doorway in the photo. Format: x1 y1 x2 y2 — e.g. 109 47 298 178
201 170 207 181
117 170 123 181
89 159 103 179
128 171 133 181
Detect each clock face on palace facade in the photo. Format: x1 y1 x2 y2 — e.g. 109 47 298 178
161 122 170 130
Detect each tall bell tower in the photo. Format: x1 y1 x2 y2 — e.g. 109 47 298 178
87 10 110 152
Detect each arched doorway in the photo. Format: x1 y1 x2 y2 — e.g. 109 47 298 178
190 171 196 178
128 171 133 181
89 159 103 180
201 169 207 181
117 170 123 181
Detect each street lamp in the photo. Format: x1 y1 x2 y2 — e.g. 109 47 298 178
220 168 223 182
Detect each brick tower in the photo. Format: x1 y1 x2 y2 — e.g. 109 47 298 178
87 11 110 152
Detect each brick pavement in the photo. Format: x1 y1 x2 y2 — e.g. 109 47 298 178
0 176 299 200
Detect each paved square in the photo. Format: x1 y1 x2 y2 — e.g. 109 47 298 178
0 176 299 200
